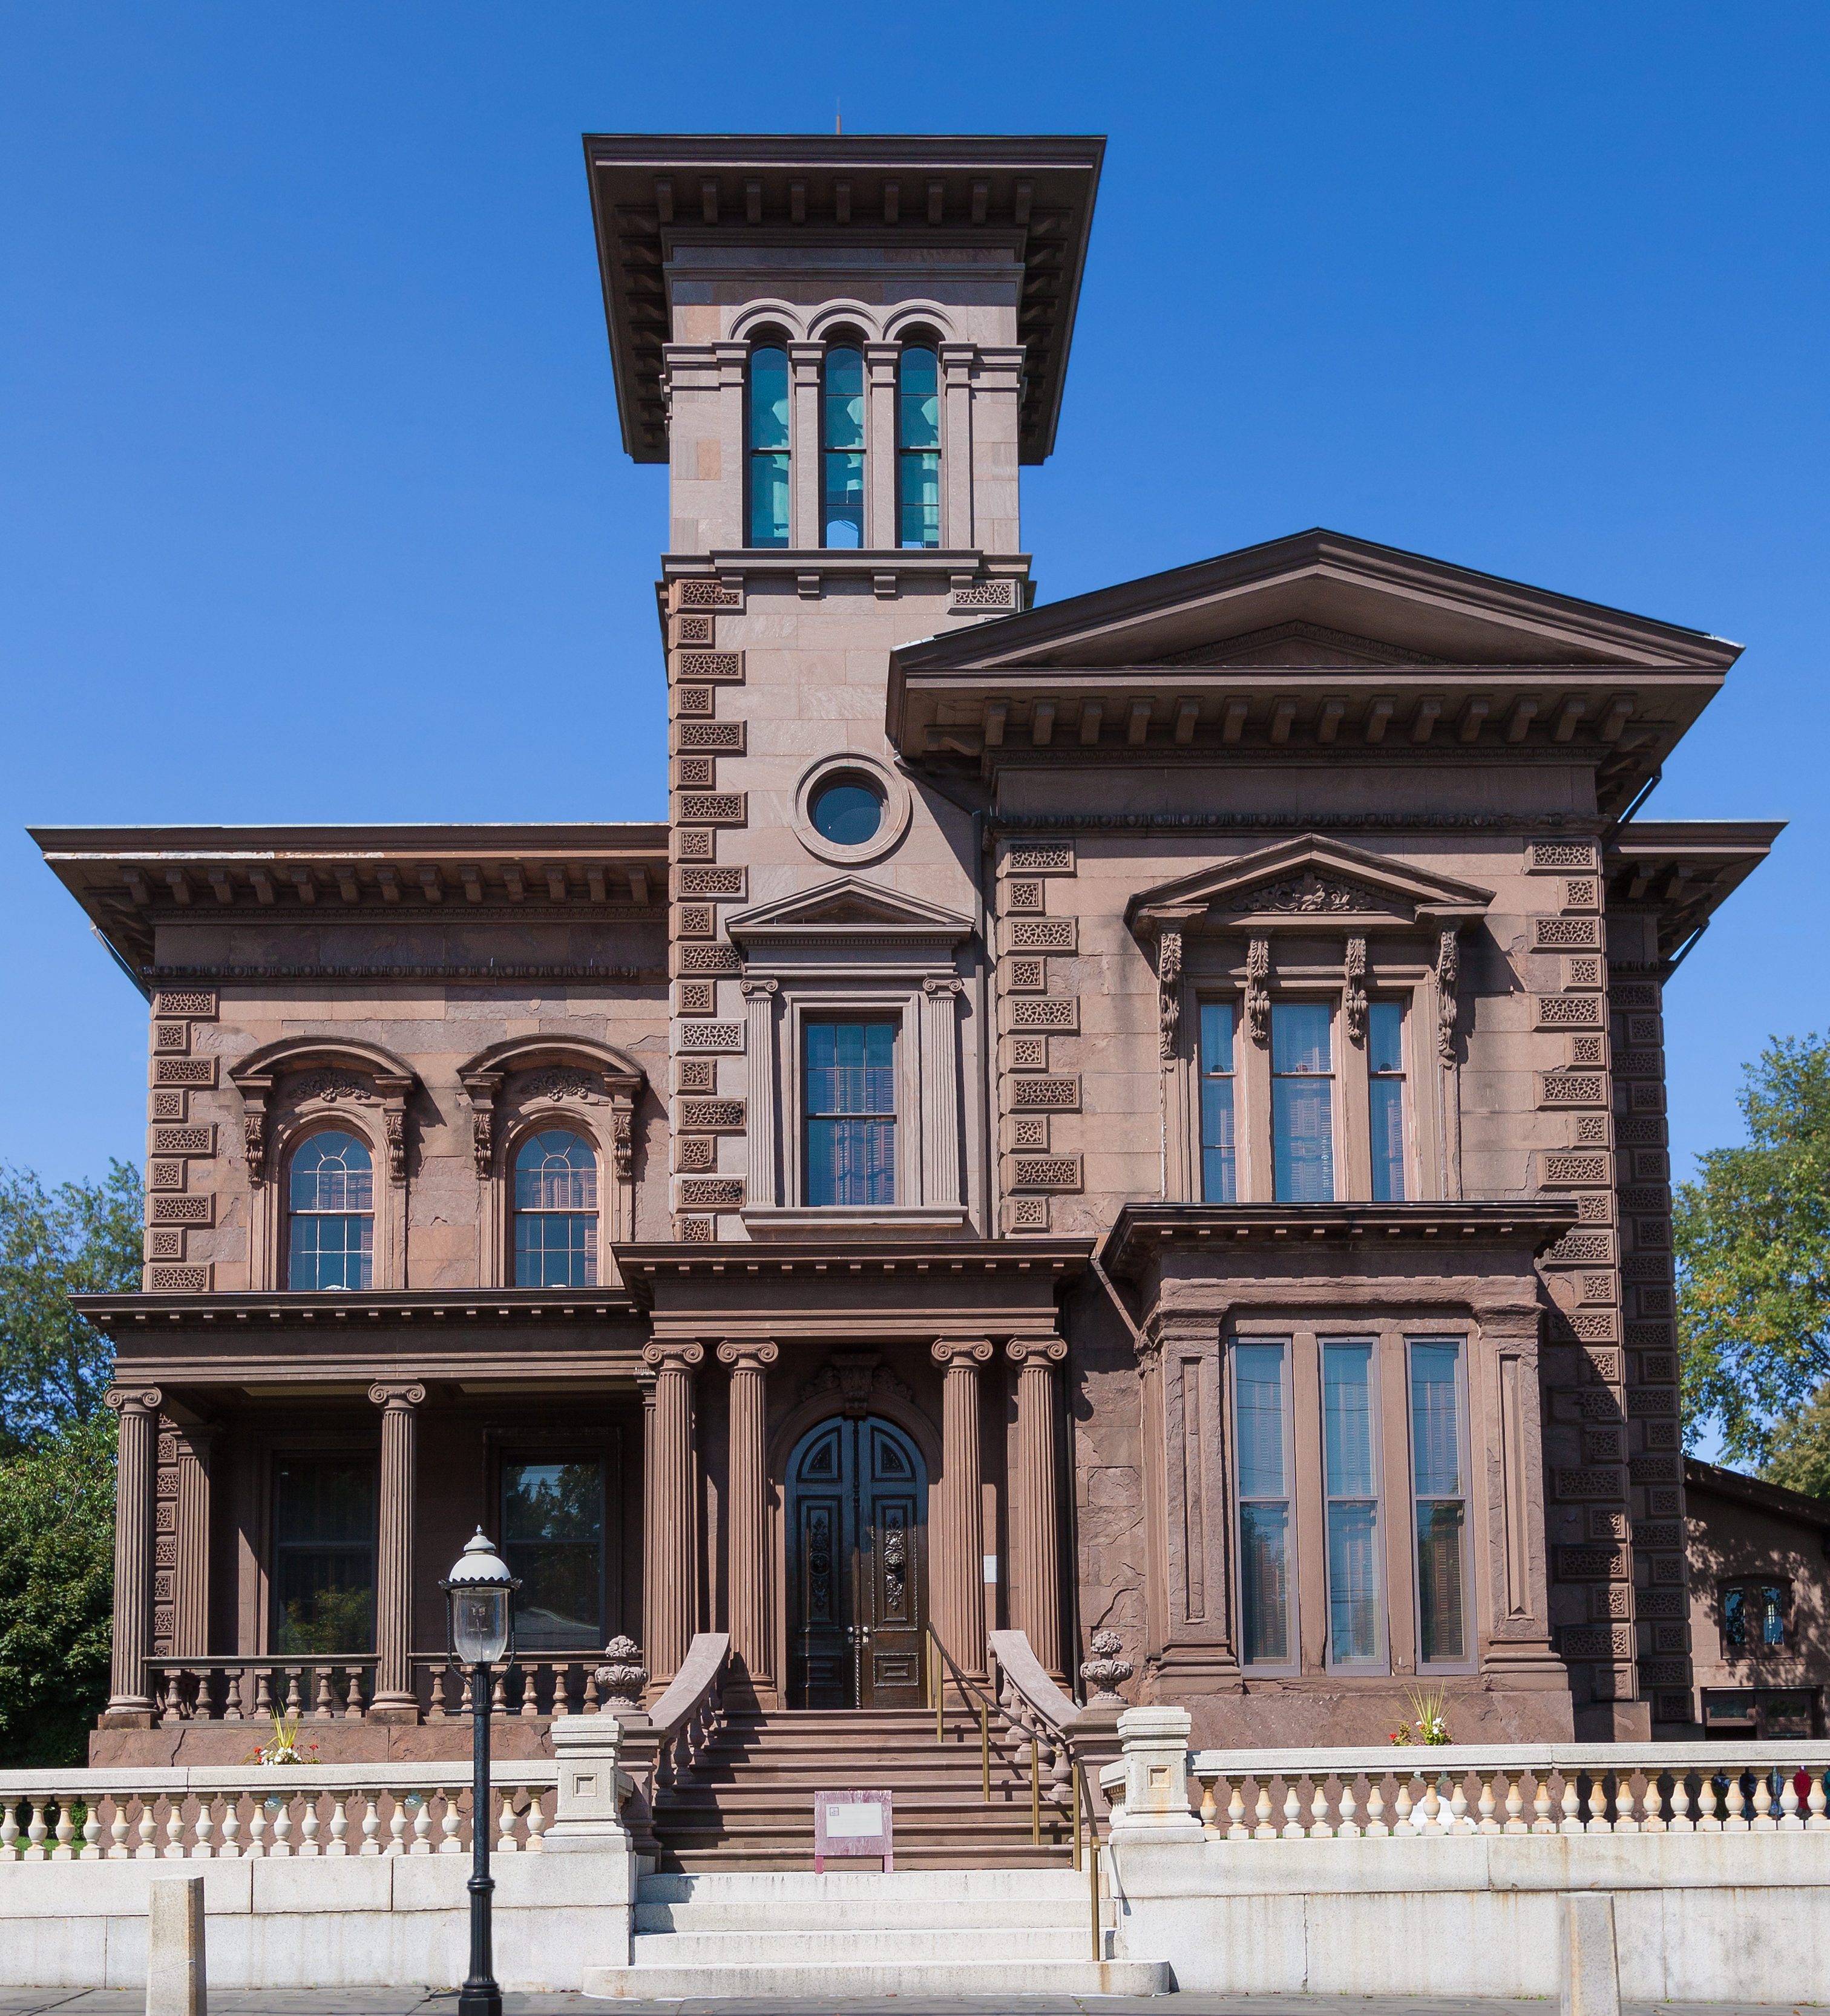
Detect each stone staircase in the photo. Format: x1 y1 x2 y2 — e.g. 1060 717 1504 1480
581 1868 1172 2000
651 1705 1079 1871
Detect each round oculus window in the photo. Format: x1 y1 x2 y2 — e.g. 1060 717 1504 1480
808 773 885 847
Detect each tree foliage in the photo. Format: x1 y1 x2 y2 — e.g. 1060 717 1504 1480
0 1160 141 1453
1762 1386 1830 1499
1678 1035 1830 1467
0 1413 117 1766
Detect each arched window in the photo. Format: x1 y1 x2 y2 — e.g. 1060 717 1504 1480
897 345 940 548
513 1130 599 1286
822 343 865 547
748 344 790 548
287 1130 375 1291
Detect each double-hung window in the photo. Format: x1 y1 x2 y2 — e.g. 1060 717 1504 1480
1271 1001 1334 1202
804 1020 897 1206
501 1458 606 1652
897 345 941 547
1368 1001 1407 1200
287 1130 374 1291
271 1455 376 1654
822 345 866 546
748 345 791 547
1199 1001 1238 1202
1232 1341 1294 1666
1409 1338 1471 1666
1322 1340 1383 1667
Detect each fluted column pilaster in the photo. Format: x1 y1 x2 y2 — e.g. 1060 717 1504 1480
172 1425 216 1658
104 1385 162 1718
1008 1337 1068 1679
369 1382 425 1718
643 1342 704 1686
717 1340 778 1692
931 1341 992 1680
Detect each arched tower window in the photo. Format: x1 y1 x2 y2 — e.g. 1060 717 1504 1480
513 1130 599 1287
287 1130 375 1291
822 342 865 547
748 343 791 548
897 344 941 549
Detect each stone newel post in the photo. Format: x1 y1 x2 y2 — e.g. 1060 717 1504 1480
931 1340 992 1678
717 1340 778 1693
1007 1336 1068 1678
1108 1704 1202 1842
104 1384 162 1720
369 1381 425 1720
643 1342 704 1687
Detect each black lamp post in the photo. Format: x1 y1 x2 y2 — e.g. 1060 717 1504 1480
441 1529 520 2016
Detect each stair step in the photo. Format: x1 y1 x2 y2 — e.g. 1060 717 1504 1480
585 1957 1170 1998
632 1926 1099 1964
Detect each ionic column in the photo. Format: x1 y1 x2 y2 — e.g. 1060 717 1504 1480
742 980 779 1208
920 979 965 1209
1008 1337 1068 1679
172 1425 216 1658
104 1385 162 1718
368 1382 426 1720
643 1343 704 1686
931 1341 992 1680
717 1341 778 1693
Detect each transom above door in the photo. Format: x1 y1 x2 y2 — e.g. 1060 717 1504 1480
785 1413 928 1709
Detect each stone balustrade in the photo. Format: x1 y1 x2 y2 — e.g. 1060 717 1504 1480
140 1655 632 1724
0 1763 559 1861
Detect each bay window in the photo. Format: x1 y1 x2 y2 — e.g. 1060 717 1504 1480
1322 1339 1383 1667
1409 1338 1471 1667
1232 1340 1294 1667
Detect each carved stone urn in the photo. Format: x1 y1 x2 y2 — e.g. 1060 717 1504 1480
1078 1628 1133 1706
594 1634 648 1709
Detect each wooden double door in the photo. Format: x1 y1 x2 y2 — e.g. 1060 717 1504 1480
785 1415 927 1708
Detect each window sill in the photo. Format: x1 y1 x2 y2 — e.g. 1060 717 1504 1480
741 1203 972 1240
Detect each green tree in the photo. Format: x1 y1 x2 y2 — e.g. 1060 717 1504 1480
0 1413 117 1766
1677 1034 1830 1467
0 1160 142 1453
1762 1386 1830 1498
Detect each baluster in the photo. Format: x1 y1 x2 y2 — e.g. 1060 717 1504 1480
53 1799 76 1860
1227 1779 1248 1839
1669 1775 1693 1833
1 1799 19 1857
284 1668 304 1719
1531 1773 1553 1834
1309 1779 1332 1838
165 1795 186 1858
1780 1770 1803 1832
1642 1773 1668 1833
1393 1778 1415 1836
272 1796 294 1857
327 1791 349 1856
1253 1779 1276 1839
298 1792 321 1857
1559 1774 1582 1836
439 1788 464 1854
1504 1773 1527 1834
527 1787 548 1851
582 1665 600 1716
385 1793 407 1856
1279 1778 1304 1839
24 1798 48 1860
1697 1776 1721 1831
1809 1774 1829 1831
1448 1776 1470 1834
81 1802 103 1860
255 1668 275 1721
1196 1771 1218 1836
220 1796 241 1860
360 1792 382 1855
519 1661 540 1719
247 1799 267 1859
1585 1775 1610 1835
1365 1778 1387 1838
224 1668 245 1722
1613 1774 1639 1834
497 1788 519 1853
553 1663 572 1718
135 1796 159 1860
1337 1778 1360 1839
108 1796 130 1859
491 1669 510 1720
1724 1775 1748 1832
1418 1779 1440 1834
1752 1772 1776 1832
457 1669 474 1718
412 1794 434 1856
191 1795 214 1859
312 1666 334 1721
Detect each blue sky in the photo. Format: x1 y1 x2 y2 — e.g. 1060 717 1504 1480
2 1 1825 1196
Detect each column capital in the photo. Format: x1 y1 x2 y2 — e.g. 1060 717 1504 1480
717 1340 779 1371
931 1338 993 1367
644 1341 706 1373
740 977 779 1000
921 975 966 1000
367 1381 427 1410
1006 1337 1066 1366
105 1384 163 1415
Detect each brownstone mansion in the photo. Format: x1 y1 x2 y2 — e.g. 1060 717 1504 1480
36 134 1786 1793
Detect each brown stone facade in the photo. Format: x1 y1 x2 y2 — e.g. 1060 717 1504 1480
39 133 1783 1761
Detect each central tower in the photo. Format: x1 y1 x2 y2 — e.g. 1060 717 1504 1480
586 136 1103 1242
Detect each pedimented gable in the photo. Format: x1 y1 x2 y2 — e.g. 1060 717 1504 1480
727 875 976 951
1125 835 1492 938
1156 619 1434 670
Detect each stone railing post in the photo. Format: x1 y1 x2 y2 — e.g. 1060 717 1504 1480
718 1340 778 1695
1108 1704 1202 1842
103 1384 162 1722
1007 1336 1067 1678
368 1381 426 1720
931 1340 992 1679
643 1343 704 1687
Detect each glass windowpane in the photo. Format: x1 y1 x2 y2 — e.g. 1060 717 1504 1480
1271 1003 1334 1202
1722 1586 1746 1648
1271 1001 1331 1075
897 453 940 548
1411 1341 1468 1664
805 1021 897 1206
272 1457 375 1654
503 1460 604 1651
750 453 790 546
749 347 790 449
287 1131 375 1290
1763 1586 1786 1646
1234 1341 1293 1667
1328 1503 1381 1663
1323 1343 1380 1665
1416 1502 1467 1663
1239 1505 1290 1665
512 1130 597 1287
1370 1077 1406 1201
1199 1002 1237 1203
897 347 940 448
1234 1344 1287 1497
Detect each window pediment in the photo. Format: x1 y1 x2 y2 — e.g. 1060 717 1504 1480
229 1038 419 1187
729 875 974 965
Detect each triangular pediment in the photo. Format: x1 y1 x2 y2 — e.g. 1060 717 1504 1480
896 529 1739 674
1125 835 1493 937
728 875 976 947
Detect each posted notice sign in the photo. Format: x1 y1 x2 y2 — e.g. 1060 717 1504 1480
813 1788 893 1872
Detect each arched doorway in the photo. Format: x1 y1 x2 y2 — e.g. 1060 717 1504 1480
785 1414 928 1709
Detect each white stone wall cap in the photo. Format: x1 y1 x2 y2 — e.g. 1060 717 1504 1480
1186 1738 1830 1773
1117 1704 1194 1742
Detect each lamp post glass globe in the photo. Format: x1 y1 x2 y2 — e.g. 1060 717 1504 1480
442 1528 518 1666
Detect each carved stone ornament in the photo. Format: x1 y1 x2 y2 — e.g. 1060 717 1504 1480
1078 1628 1133 1705
1245 937 1271 1046
612 1101 634 1180
384 1107 407 1183
243 1108 267 1185
521 1067 600 1104
1248 870 1388 915
799 1355 913 1419
1344 936 1368 1045
1156 928 1182 1063
1436 928 1461 1062
593 1635 648 1707
292 1070 380 1105
470 1105 494 1179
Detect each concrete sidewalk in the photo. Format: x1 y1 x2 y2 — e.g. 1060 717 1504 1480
0 1995 1815 2016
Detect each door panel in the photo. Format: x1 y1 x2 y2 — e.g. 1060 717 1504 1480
786 1413 927 1708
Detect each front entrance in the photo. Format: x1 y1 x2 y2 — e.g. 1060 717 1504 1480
785 1415 928 1709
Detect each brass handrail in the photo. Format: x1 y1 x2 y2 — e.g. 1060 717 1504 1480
924 1623 997 1805
1074 1755 1103 1962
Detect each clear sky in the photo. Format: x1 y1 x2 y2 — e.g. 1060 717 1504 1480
2 1 1825 1196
